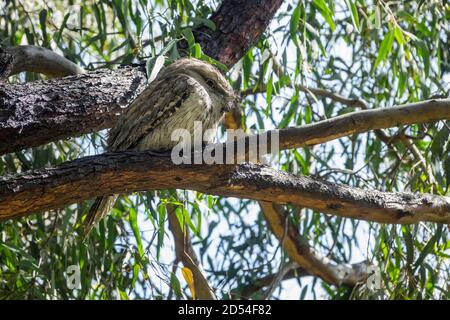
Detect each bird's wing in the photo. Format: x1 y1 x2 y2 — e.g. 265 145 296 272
108 74 197 151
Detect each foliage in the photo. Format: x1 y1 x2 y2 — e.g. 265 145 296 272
0 0 449 299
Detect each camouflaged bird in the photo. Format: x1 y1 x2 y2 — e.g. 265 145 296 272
81 58 237 237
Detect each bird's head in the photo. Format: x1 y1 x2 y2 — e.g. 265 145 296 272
165 58 239 113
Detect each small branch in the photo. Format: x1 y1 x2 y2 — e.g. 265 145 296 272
230 266 309 299
167 203 216 300
399 135 436 185
0 45 85 79
262 261 300 299
1 154 449 224
271 53 369 109
260 202 368 286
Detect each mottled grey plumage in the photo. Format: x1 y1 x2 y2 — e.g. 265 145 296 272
82 58 236 238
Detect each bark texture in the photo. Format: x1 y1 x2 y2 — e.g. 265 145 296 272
1 151 449 224
192 0 284 68
0 67 147 155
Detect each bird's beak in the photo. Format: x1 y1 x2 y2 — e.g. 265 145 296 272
224 95 240 112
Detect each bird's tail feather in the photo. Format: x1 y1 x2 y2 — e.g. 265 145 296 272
81 195 116 240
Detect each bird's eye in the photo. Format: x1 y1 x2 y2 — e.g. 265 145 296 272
206 79 216 89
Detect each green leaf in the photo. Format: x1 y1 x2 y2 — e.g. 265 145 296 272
181 28 195 47
312 0 335 31
372 29 395 72
192 43 202 58
39 9 49 47
414 225 443 271
157 204 167 260
128 207 144 258
401 226 414 266
266 75 273 110
290 4 301 46
394 26 406 45
345 0 360 33
170 273 183 298
279 93 299 128
416 40 430 77
159 39 178 56
119 290 130 300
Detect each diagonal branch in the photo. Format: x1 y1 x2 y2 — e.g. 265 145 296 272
1 152 449 224
259 202 368 286
167 203 216 300
1 67 449 157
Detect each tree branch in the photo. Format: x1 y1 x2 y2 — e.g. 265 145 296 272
1 152 449 224
1 64 449 158
0 45 86 79
260 202 368 286
167 203 216 300
230 265 309 299
277 98 450 150
0 66 147 155
0 0 286 155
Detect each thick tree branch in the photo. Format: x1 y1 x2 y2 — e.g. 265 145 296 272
1 152 449 224
2 68 449 157
0 67 147 155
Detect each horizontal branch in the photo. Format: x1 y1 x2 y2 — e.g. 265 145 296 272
1 151 449 224
277 98 450 150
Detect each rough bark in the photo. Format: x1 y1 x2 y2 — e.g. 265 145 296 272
1 151 449 224
0 66 147 155
190 0 284 68
2 71 449 156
